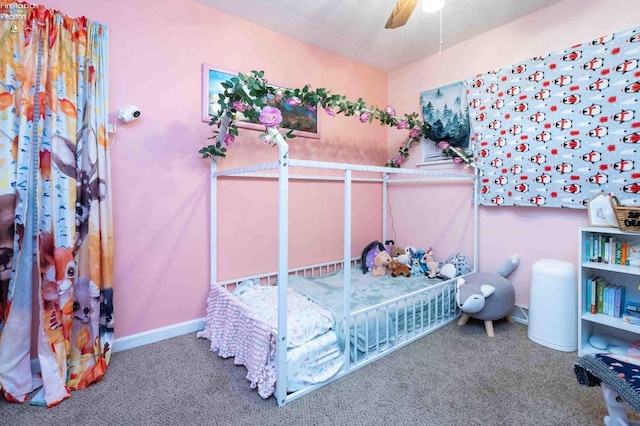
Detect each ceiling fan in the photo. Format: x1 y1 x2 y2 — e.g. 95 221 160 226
385 0 444 29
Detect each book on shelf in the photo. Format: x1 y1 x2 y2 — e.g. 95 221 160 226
622 301 640 324
614 285 625 318
585 275 625 318
596 278 605 313
615 241 623 265
626 301 640 314
586 233 639 266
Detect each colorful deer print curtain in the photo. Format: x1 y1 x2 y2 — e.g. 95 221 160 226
0 4 113 407
468 24 640 208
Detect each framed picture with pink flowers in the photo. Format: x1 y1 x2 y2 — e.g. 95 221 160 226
202 64 320 138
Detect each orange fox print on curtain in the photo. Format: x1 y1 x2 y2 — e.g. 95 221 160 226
0 3 113 407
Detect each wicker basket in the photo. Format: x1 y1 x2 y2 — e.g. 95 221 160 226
610 195 640 233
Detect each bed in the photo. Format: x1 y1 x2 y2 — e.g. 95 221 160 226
198 129 479 405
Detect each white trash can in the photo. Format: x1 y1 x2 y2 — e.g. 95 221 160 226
528 259 577 351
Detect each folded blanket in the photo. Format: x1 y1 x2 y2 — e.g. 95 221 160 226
574 353 640 412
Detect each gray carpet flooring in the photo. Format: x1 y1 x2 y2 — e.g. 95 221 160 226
0 319 620 425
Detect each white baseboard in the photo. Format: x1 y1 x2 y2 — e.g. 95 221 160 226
113 317 206 353
28 318 206 373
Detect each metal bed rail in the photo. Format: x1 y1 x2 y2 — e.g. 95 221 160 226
349 277 460 365
280 274 462 406
215 257 361 290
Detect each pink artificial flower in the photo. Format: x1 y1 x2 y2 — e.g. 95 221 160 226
274 90 283 101
223 134 235 147
394 155 406 165
307 104 317 112
385 105 396 117
438 141 450 149
397 120 409 130
325 107 336 117
453 157 463 164
409 128 421 138
286 97 302 107
259 106 283 128
232 100 249 112
262 134 273 145
359 112 371 123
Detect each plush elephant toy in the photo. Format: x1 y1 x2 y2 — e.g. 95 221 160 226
456 254 519 337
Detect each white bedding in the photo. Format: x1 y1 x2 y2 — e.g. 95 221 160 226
236 284 334 348
285 330 343 392
236 284 344 392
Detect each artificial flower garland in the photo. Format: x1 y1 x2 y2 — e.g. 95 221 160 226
199 70 473 167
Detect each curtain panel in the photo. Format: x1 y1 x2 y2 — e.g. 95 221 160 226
0 3 113 407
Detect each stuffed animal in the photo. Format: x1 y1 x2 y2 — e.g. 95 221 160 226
408 248 424 275
395 250 411 266
360 240 386 274
422 248 440 278
389 259 411 277
404 246 416 258
439 253 472 278
371 251 392 277
385 240 404 259
409 258 421 275
456 254 519 337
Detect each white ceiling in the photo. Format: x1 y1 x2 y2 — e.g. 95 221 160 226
194 0 565 72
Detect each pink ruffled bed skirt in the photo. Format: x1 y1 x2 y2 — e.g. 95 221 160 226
197 285 276 398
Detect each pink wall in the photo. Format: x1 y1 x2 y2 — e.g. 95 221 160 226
388 0 640 307
32 0 639 340
38 0 388 338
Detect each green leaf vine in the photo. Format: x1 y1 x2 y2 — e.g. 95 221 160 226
199 70 474 168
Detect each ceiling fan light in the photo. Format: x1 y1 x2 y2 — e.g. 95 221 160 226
422 0 444 13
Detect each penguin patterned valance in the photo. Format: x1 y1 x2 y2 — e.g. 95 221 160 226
467 24 639 209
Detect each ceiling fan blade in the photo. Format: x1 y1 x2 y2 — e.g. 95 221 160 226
385 0 419 29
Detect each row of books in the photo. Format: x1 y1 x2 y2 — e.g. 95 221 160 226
585 234 640 265
585 275 625 318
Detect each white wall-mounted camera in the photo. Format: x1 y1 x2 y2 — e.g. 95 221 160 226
118 105 141 123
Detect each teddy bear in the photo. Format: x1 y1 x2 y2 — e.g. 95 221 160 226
389 259 411 277
385 240 404 259
371 251 392 277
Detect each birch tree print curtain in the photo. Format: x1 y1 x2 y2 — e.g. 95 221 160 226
0 3 113 407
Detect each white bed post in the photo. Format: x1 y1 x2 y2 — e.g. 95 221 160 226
472 166 480 272
210 114 232 288
272 127 290 406
382 172 388 243
343 168 352 369
210 159 218 288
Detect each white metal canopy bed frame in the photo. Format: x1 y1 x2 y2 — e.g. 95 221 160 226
203 127 479 406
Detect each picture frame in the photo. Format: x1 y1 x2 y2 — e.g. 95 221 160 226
587 192 618 228
201 64 320 138
419 80 471 165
